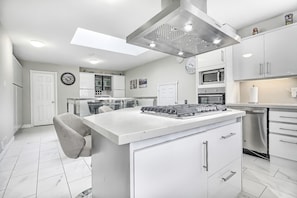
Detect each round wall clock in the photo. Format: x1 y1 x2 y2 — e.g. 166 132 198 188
185 57 196 74
61 72 75 85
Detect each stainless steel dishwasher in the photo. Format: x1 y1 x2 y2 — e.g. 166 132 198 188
230 106 268 159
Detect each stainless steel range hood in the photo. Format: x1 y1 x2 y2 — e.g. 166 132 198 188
126 0 241 58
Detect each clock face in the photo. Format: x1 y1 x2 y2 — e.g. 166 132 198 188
61 72 75 85
185 57 196 74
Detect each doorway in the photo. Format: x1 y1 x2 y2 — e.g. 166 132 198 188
30 70 57 126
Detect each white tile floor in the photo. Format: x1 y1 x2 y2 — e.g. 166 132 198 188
239 153 297 198
0 125 91 198
0 125 297 198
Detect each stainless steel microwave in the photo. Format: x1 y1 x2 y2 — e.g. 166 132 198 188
200 68 224 84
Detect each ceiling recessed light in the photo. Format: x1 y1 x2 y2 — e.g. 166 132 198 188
178 51 184 56
213 39 221 45
88 58 102 64
242 53 253 58
184 24 193 32
71 28 148 56
30 40 45 48
149 42 156 48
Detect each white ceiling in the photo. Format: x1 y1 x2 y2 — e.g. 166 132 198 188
0 0 296 71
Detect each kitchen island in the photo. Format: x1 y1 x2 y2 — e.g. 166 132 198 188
83 107 245 198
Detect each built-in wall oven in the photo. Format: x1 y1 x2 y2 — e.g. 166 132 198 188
198 87 225 105
200 68 224 85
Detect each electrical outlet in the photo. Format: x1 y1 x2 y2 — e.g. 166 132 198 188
291 87 297 97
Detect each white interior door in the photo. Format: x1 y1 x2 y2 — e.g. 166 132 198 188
157 82 178 106
31 70 57 126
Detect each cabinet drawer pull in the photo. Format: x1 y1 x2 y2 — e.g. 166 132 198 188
279 128 297 132
259 64 263 75
221 133 236 139
203 141 208 172
279 116 297 119
222 171 236 182
280 140 297 145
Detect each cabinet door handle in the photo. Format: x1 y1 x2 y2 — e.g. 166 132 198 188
266 62 271 74
279 128 297 132
221 133 236 139
259 64 263 75
280 116 297 119
280 140 297 145
221 50 224 62
203 141 208 172
222 171 237 182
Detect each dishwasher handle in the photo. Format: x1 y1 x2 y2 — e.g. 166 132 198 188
245 110 266 114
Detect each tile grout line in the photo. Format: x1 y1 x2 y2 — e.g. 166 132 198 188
57 150 73 198
35 136 42 198
1 142 24 198
258 186 267 198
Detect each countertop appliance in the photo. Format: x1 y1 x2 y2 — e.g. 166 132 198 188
141 104 227 118
230 106 268 159
126 0 240 58
198 87 225 105
200 68 224 85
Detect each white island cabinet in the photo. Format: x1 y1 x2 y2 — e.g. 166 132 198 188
83 107 245 198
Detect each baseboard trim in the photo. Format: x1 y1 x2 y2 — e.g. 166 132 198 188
0 136 15 161
22 124 33 129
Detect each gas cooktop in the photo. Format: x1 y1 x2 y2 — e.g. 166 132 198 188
141 104 227 118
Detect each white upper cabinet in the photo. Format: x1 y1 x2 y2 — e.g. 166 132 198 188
112 75 125 97
197 48 225 70
265 24 297 77
79 72 95 89
233 36 265 80
233 23 297 80
112 75 125 90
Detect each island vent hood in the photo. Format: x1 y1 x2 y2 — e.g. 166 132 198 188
126 0 241 58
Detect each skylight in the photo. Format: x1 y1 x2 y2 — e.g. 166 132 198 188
71 28 148 56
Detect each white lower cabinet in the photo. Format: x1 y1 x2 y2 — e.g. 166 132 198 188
207 123 242 176
208 159 242 198
132 122 242 198
269 110 297 163
133 133 207 198
270 134 297 161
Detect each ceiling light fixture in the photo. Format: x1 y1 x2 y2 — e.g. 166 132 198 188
30 40 45 48
149 42 156 48
89 58 102 64
213 39 221 45
178 51 184 56
184 24 193 32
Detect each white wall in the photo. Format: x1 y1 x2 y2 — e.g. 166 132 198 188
21 61 80 125
240 78 297 104
0 23 14 153
125 56 196 104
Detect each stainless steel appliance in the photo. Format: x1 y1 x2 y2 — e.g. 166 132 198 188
141 104 227 118
231 106 268 159
200 68 224 84
126 0 240 58
198 87 225 105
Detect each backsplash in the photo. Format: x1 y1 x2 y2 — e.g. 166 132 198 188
240 78 297 104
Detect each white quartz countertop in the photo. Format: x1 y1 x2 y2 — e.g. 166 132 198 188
83 107 245 145
227 103 297 109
